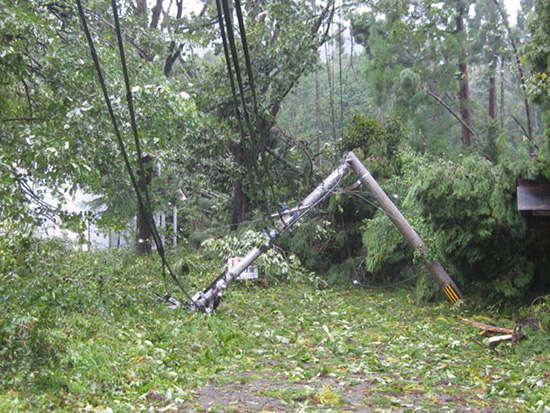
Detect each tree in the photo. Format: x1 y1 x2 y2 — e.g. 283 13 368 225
350 0 474 151
184 0 336 230
0 0 201 251
523 0 550 171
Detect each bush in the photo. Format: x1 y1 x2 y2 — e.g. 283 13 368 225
201 229 317 284
360 137 550 304
0 227 166 390
338 115 406 179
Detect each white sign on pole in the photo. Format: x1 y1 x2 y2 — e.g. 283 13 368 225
227 257 258 280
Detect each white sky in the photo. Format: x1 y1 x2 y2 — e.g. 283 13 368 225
505 0 521 21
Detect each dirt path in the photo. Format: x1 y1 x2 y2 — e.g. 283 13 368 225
145 370 497 412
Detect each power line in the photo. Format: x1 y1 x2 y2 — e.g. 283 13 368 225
76 0 195 304
215 0 279 228
220 0 256 147
235 0 259 119
214 0 246 143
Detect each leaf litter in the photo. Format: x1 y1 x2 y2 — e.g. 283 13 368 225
2 258 549 412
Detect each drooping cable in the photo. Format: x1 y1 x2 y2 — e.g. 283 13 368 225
76 0 195 304
325 27 337 145
217 0 278 228
109 0 189 299
220 0 256 146
234 0 259 119
214 0 246 143
337 14 344 138
233 0 279 224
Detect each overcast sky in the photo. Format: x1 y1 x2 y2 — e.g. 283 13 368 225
505 0 521 22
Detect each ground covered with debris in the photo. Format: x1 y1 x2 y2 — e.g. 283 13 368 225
1 248 549 411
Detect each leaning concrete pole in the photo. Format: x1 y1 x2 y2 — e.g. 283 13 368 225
346 152 463 303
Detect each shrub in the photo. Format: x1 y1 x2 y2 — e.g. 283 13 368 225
201 229 317 284
360 137 550 304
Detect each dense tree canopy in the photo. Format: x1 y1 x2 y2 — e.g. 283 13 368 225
1 0 549 302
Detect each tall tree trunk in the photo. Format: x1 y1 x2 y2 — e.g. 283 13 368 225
500 55 505 128
456 3 472 146
136 0 148 27
164 0 184 77
315 64 322 167
489 75 497 119
136 155 153 256
150 0 164 29
313 0 322 167
230 146 248 231
225 0 335 230
493 0 533 139
230 179 248 231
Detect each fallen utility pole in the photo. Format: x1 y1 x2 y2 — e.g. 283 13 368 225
346 152 463 303
188 152 463 313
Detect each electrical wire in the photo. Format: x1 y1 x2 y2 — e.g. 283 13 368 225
341 189 404 223
214 0 246 144
337 13 344 138
214 0 281 230
234 0 259 118
220 0 255 147
76 0 195 304
109 0 193 302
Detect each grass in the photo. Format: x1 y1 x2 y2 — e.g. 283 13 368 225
1 243 549 411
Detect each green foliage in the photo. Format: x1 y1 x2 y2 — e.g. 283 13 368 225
361 211 413 277
201 229 317 284
1 233 550 410
339 115 406 179
516 296 550 357
283 219 336 272
523 0 550 174
0 0 203 235
402 139 547 301
352 134 550 303
409 157 518 294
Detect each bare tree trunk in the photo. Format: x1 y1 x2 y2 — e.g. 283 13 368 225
489 75 497 119
136 155 153 256
164 0 183 77
456 4 472 146
150 0 164 29
315 64 322 167
135 0 148 27
230 179 248 231
229 145 249 232
500 55 505 128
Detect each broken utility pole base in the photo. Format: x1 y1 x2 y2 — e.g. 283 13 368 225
187 152 464 313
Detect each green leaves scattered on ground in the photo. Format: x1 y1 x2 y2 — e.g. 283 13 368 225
1 245 549 411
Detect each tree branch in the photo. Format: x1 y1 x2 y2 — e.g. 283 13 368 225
150 0 163 29
422 84 476 137
21 79 33 118
493 0 533 140
2 117 39 122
